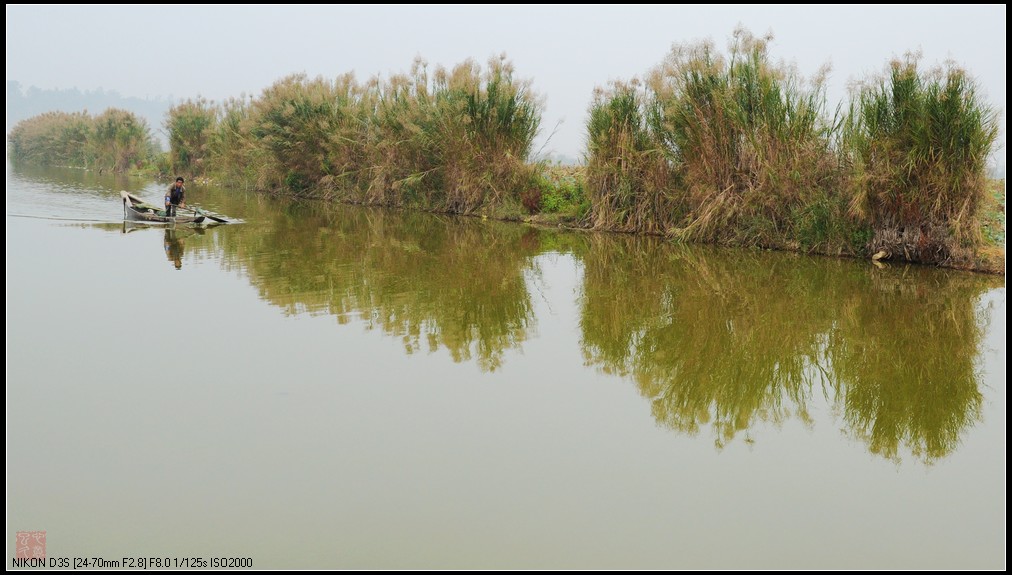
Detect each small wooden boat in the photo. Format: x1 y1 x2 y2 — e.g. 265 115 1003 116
121 191 205 225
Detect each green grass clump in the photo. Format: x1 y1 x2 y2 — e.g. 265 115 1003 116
843 52 1000 264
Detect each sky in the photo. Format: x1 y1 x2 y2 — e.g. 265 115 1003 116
6 4 1007 167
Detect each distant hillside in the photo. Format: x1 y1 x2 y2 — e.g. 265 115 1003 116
6 81 173 146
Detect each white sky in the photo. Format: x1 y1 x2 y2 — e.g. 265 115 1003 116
6 4 1007 166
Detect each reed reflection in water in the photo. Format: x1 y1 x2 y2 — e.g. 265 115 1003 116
207 198 546 371
7 163 1005 568
575 232 1001 463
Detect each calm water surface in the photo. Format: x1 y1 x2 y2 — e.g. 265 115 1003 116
6 164 1006 569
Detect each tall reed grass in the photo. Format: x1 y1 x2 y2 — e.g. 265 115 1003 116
165 97 218 176
8 108 155 172
843 52 1000 264
585 80 674 233
582 28 1000 266
647 29 843 248
584 28 850 251
198 55 544 215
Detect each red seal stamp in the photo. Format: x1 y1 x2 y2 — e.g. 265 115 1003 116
15 531 46 559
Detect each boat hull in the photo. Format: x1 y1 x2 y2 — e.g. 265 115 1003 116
121 191 205 225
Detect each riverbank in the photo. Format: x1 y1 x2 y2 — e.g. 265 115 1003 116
513 168 1006 277
188 168 1005 276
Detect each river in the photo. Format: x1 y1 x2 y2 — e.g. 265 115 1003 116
6 163 1006 569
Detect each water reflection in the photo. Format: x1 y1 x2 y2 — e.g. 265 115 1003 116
575 233 1002 462
204 189 1001 462
10 162 151 195
828 268 994 463
14 164 1004 463
214 201 542 371
163 228 188 269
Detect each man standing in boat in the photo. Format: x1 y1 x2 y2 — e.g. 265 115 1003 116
165 177 186 217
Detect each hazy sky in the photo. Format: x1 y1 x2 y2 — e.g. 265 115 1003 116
6 4 1006 164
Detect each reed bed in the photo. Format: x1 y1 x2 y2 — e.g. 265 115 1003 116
201 55 544 216
843 52 1000 265
583 28 1000 267
8 108 155 172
